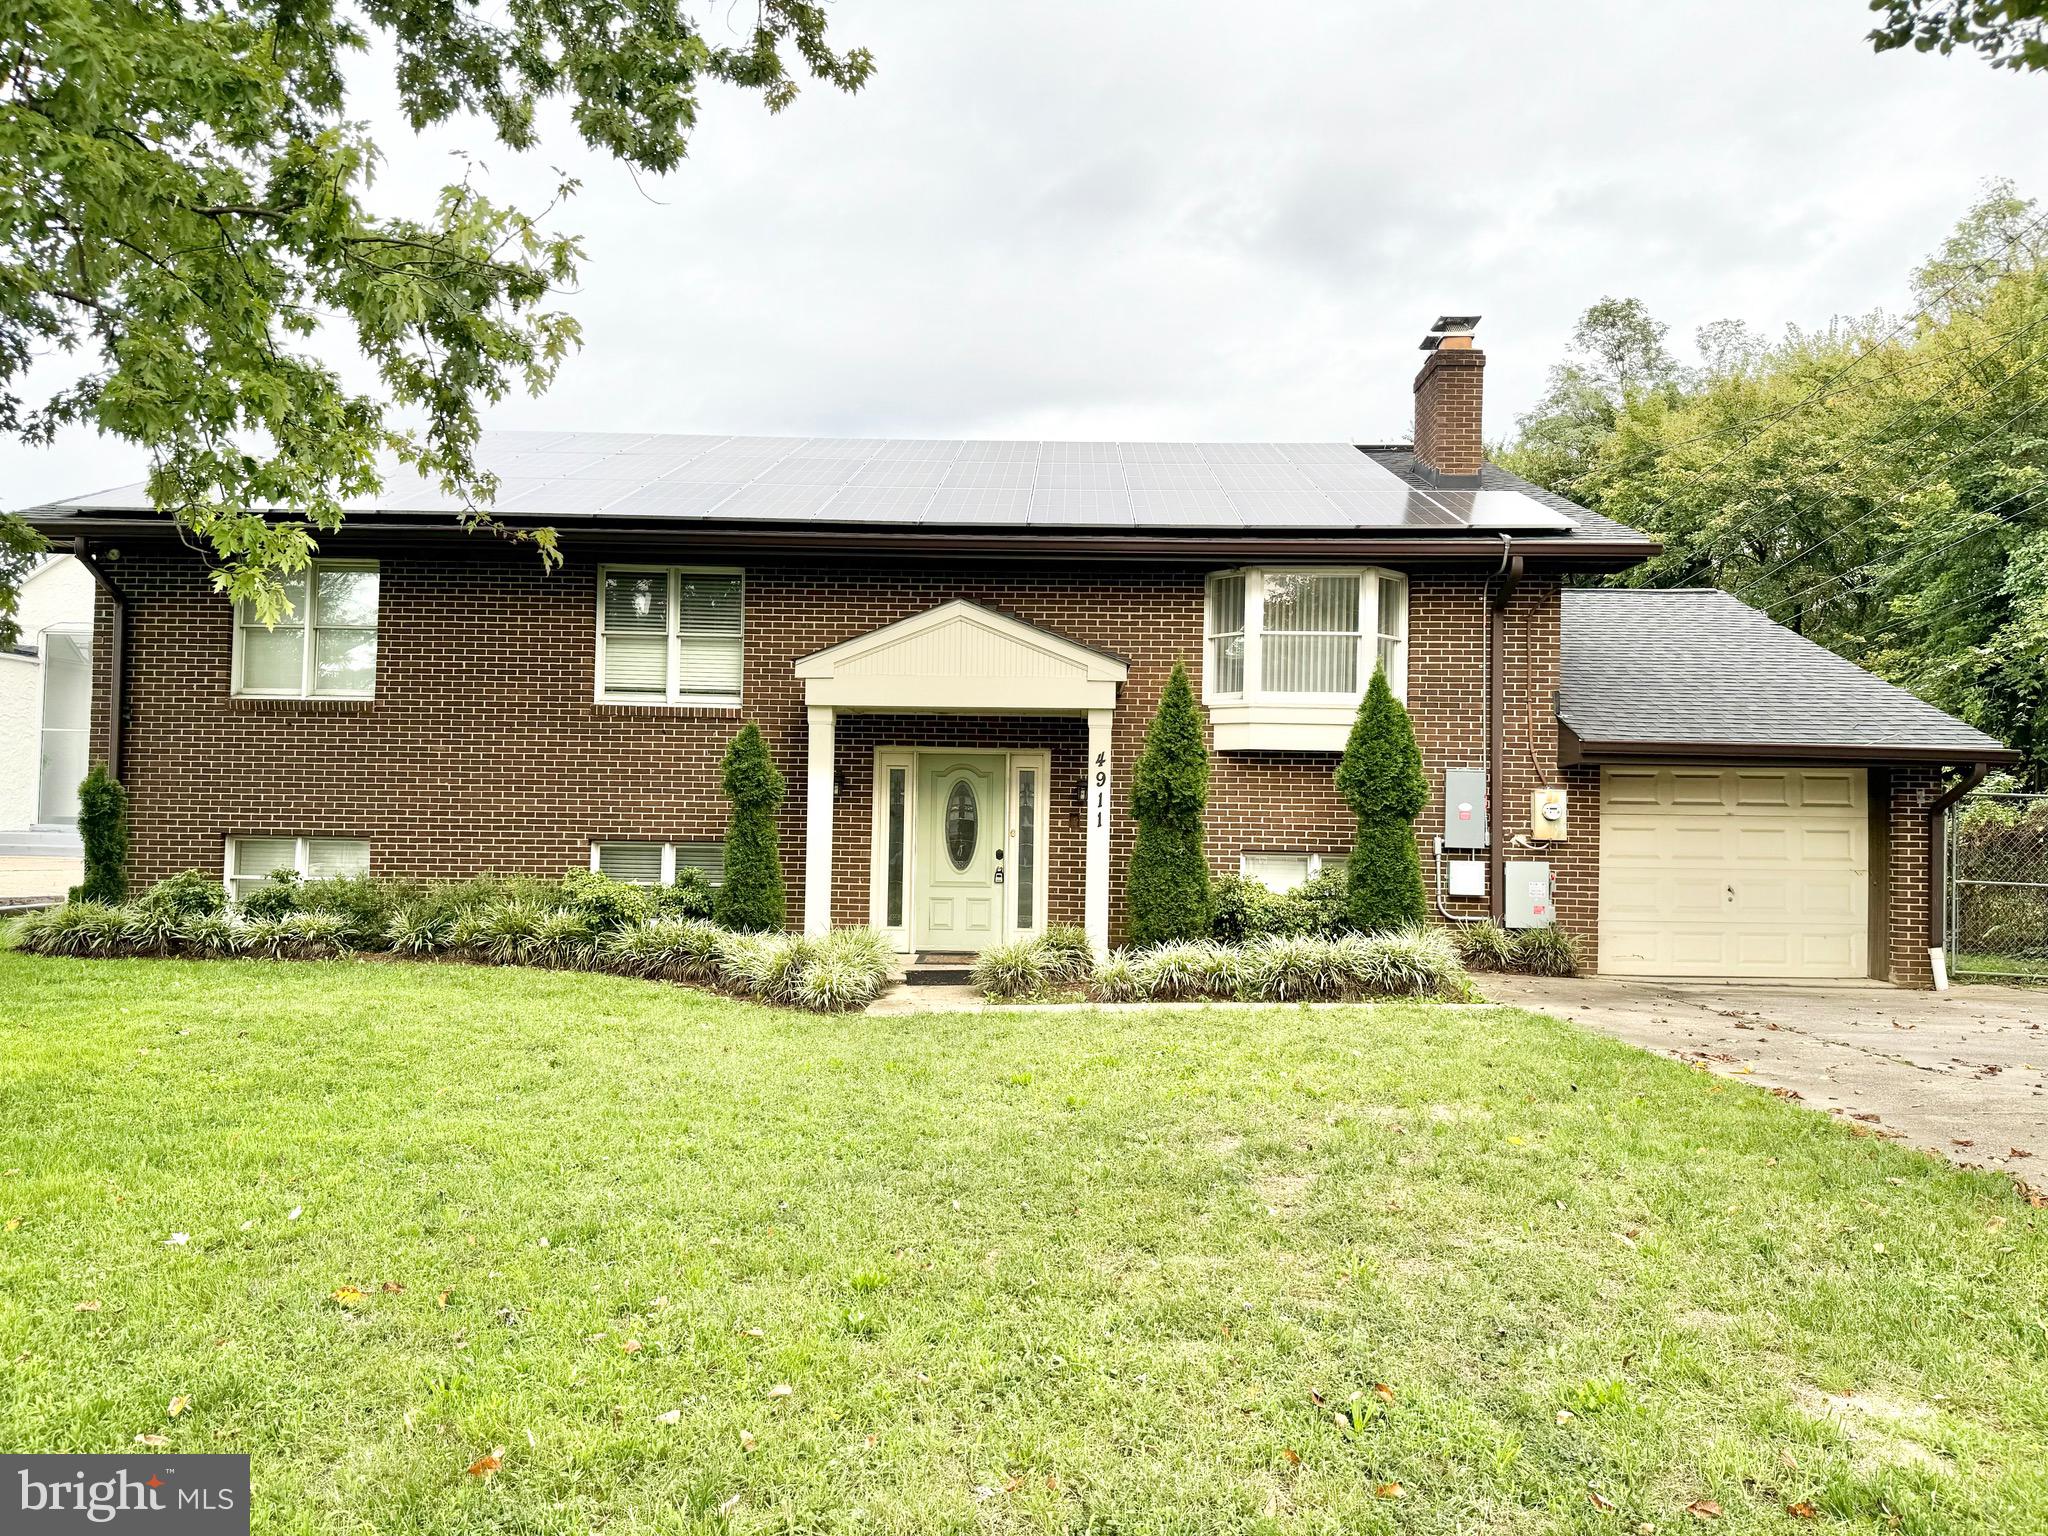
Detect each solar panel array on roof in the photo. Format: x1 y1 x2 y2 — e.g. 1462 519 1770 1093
47 431 1588 533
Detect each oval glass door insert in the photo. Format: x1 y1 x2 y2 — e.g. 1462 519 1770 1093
944 779 978 869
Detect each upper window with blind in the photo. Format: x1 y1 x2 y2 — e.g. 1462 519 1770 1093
1203 567 1408 704
597 566 744 706
232 561 379 699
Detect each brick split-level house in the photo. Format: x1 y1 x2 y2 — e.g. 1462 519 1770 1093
24 318 2015 984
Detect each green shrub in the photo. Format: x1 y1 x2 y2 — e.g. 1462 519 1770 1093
558 869 655 931
1335 669 1427 933
1127 662 1213 946
1037 924 1094 985
278 910 352 958
793 951 887 1011
12 902 126 956
240 915 296 959
298 874 409 945
237 871 302 920
1513 925 1583 977
1288 866 1353 939
138 871 228 919
716 724 787 933
972 940 1048 1002
1210 875 1286 944
652 869 717 921
72 764 130 904
1453 921 1520 972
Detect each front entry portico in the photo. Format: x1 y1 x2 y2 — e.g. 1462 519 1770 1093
793 601 1129 953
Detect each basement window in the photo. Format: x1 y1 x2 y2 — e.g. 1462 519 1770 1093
1240 851 1322 893
592 840 726 886
225 836 369 902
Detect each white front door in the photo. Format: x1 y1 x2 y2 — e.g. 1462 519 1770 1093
916 753 1007 950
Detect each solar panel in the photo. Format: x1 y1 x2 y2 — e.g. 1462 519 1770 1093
46 430 1593 540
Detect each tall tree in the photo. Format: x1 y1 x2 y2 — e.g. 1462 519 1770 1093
1868 1 2048 73
1334 669 1427 932
1126 662 1212 946
0 0 873 636
1499 183 2048 783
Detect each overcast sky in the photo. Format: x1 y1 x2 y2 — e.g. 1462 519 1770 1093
8 0 2048 511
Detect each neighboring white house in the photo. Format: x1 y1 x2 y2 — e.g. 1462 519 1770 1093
2 554 96 840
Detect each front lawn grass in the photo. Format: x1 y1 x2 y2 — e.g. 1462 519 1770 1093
2 954 2043 1534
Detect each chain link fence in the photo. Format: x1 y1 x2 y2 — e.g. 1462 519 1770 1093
1947 790 2048 984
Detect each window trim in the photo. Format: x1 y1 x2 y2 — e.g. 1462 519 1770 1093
1202 566 1408 706
589 839 726 886
230 560 380 700
595 563 745 708
222 835 370 898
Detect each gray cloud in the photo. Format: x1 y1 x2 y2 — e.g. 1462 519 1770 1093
7 0 2046 508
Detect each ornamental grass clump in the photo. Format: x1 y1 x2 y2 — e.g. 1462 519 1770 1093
1241 935 1353 1002
1452 920 1520 972
1337 926 1468 1000
177 913 247 958
1512 925 1583 977
471 900 546 965
1087 949 1141 1002
1131 940 1226 1001
1036 924 1095 986
971 940 1049 1003
531 908 598 968
386 909 452 956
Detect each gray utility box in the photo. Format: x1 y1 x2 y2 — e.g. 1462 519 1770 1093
1443 768 1488 849
1505 860 1554 929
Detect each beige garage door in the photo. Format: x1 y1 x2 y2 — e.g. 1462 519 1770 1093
1600 765 1869 979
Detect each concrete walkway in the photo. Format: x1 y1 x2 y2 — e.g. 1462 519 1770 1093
1484 974 2048 1186
0 853 80 904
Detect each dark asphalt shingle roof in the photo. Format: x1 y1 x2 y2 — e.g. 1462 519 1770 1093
1560 588 2014 761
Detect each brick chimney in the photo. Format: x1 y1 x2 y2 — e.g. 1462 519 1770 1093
1412 314 1485 487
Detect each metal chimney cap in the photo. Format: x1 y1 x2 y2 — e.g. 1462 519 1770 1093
1419 314 1482 351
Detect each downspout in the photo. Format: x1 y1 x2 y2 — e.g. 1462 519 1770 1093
1487 535 1522 923
1926 761 1991 953
70 538 127 781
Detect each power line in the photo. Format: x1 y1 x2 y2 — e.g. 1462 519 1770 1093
1771 478 2048 616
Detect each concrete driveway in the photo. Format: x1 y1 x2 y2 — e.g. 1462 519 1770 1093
1484 974 2048 1188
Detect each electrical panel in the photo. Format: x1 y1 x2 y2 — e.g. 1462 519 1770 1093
1447 861 1487 898
1443 768 1488 849
1505 860 1553 929
1529 786 1568 841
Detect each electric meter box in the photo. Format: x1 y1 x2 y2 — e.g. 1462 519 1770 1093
1506 861 1554 929
1529 786 1568 841
1443 768 1488 849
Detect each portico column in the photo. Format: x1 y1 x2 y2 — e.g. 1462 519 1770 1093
1084 708 1114 953
803 704 835 936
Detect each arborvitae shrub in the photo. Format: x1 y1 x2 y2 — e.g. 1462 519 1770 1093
716 723 787 933
1127 662 1212 946
1334 669 1428 932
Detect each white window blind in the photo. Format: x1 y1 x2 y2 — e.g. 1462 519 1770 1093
1206 573 1245 696
592 840 727 886
1260 573 1359 695
227 836 369 901
1241 851 1319 893
598 567 743 704
234 564 379 699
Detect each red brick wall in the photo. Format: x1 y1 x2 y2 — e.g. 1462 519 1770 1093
1883 765 1942 987
1412 347 1486 481
88 542 1594 946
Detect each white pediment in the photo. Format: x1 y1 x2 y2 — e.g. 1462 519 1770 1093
794 600 1127 713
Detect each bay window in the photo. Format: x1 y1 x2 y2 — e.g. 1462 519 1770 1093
598 566 744 705
233 562 379 699
1202 566 1409 750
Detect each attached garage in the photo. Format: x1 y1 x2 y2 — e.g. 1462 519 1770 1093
1559 588 2018 986
1598 765 1868 979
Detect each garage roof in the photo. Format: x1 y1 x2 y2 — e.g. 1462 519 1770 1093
1559 588 2018 765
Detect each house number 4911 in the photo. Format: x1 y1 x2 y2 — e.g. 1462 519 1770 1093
1094 751 1108 829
